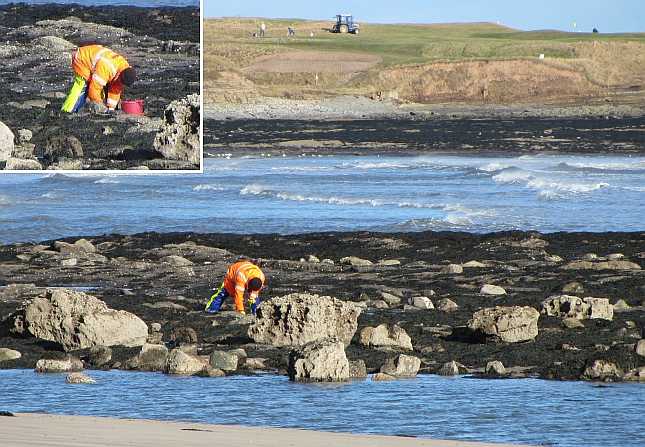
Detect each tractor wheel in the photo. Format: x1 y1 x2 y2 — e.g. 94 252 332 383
340 24 348 34
353 28 360 35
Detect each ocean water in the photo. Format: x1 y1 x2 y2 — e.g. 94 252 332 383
1 154 644 244
0 0 199 6
1 370 644 447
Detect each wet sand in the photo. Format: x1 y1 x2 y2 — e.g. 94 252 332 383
0 413 529 447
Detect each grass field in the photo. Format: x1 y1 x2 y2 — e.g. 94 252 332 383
204 18 645 103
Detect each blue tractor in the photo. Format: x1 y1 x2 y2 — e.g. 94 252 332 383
331 14 360 34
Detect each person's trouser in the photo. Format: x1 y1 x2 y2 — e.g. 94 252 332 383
205 282 229 313
61 75 89 113
204 282 261 314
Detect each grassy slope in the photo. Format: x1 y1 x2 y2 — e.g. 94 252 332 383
205 18 645 102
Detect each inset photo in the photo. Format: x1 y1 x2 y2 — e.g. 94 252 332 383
0 0 201 171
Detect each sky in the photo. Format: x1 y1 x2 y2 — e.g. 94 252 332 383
204 0 645 33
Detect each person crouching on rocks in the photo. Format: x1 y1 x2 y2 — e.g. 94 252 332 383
205 260 265 315
61 44 136 114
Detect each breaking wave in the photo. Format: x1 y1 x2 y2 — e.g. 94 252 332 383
193 184 225 191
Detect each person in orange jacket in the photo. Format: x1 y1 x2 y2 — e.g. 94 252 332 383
61 44 136 114
205 260 266 315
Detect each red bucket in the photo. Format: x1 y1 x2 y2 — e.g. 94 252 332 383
122 99 145 115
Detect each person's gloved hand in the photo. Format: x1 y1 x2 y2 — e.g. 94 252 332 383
88 102 108 114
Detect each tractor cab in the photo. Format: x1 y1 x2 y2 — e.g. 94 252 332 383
332 14 360 34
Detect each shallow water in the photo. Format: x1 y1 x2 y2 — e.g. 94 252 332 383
0 370 644 447
1 154 644 244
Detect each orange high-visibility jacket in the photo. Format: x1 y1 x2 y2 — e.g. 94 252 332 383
72 45 130 110
223 261 265 312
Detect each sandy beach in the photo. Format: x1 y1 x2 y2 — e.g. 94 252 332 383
0 413 529 447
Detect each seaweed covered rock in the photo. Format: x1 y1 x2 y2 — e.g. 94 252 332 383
542 295 614 321
3 288 148 351
248 293 361 347
153 94 200 164
287 338 349 382
468 306 539 343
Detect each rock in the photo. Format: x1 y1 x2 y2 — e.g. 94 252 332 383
287 338 349 382
0 348 21 362
4 158 42 170
73 239 96 253
562 318 585 329
5 288 148 350
372 373 396 381
485 361 506 376
248 293 361 347
468 306 540 343
164 348 207 375
410 296 434 309
442 264 463 274
35 356 83 373
17 129 32 143
349 360 367 378
583 360 623 381
41 135 83 162
161 255 193 266
636 340 645 357
34 35 76 52
321 259 334 265
143 301 188 311
380 354 421 377
463 261 487 268
0 121 14 161
623 367 645 382
169 327 198 346
607 253 625 260
153 94 200 164
562 281 584 294
137 343 169 371
65 372 96 384
151 323 162 332
244 358 267 370
562 260 641 271
61 258 78 267
340 256 373 267
582 253 598 261
372 300 389 309
198 366 226 377
209 350 239 372
613 299 631 311
438 361 461 376
87 346 112 368
436 298 459 312
377 259 401 266
359 324 413 351
380 292 401 305
545 254 563 263
541 295 614 321
307 255 320 263
480 284 507 295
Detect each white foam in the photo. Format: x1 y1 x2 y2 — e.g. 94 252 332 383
480 162 513 172
94 177 120 184
492 169 534 184
527 178 609 194
193 184 225 191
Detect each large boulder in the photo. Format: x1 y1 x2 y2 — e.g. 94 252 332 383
0 121 14 162
287 338 350 382
0 348 21 362
35 356 83 373
164 348 207 375
541 295 614 321
4 158 42 170
248 293 361 347
468 306 539 343
583 360 623 381
4 288 148 351
209 350 239 372
136 343 169 372
153 94 200 164
359 324 413 351
380 354 421 377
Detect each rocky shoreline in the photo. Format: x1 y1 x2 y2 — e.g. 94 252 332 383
0 3 200 170
1 230 643 383
204 114 645 157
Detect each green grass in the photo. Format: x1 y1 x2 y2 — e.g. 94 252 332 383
209 18 645 67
